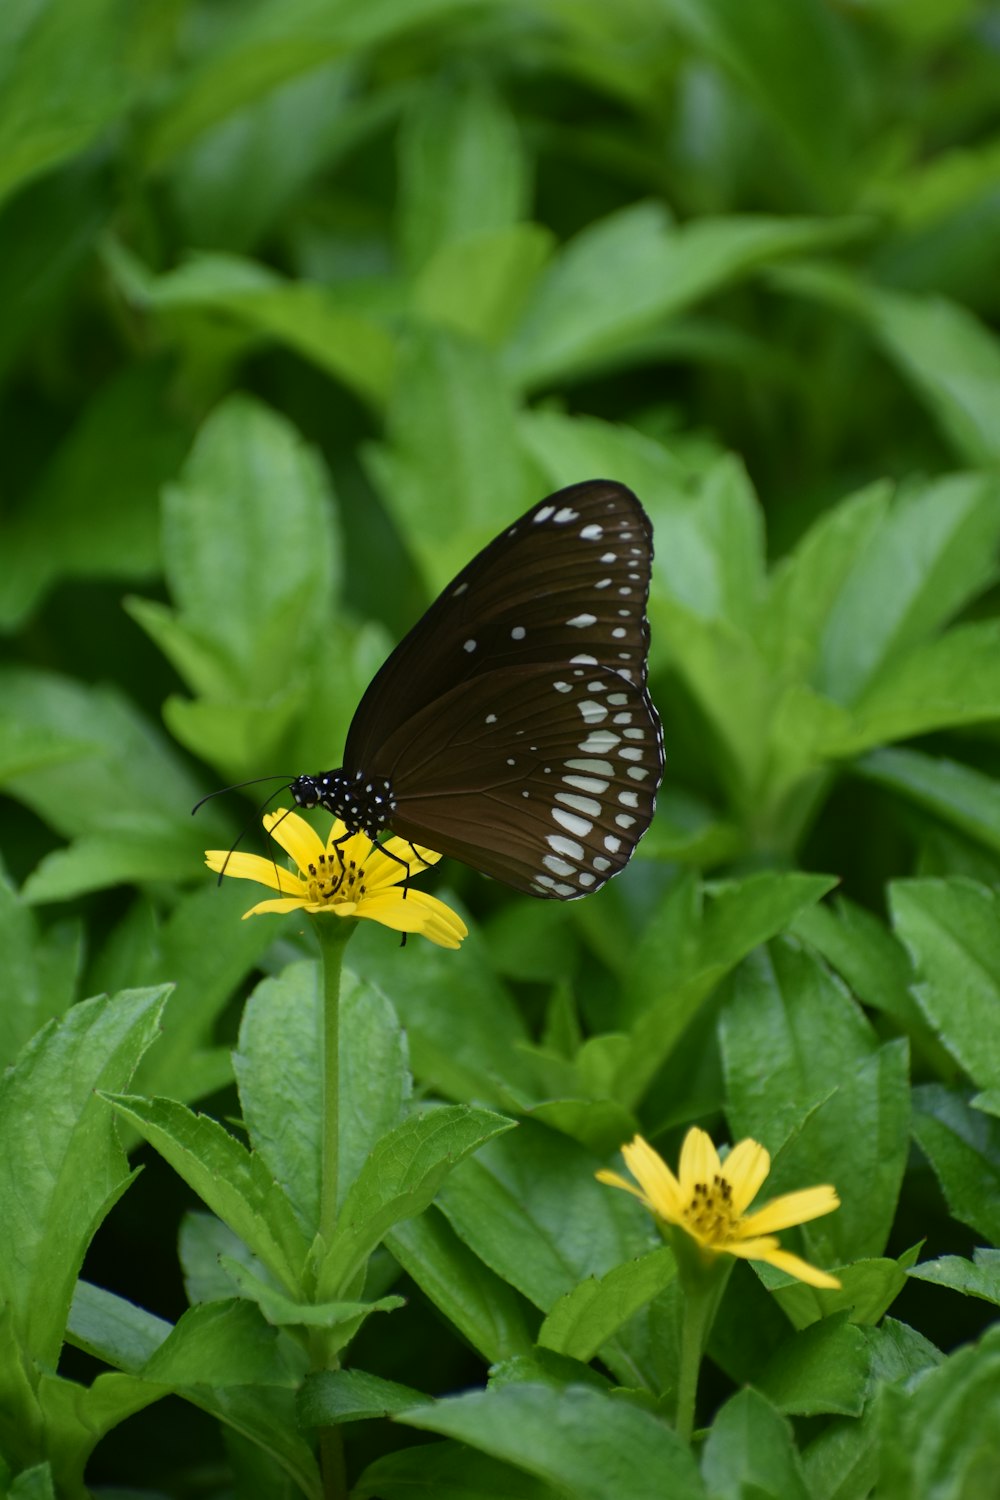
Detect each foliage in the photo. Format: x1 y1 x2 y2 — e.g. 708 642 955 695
3 0 1000 1495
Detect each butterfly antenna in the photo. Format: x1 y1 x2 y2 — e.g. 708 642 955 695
192 774 296 817
214 783 297 884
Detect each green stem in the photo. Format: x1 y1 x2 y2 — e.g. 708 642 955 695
316 917 352 1254
673 1253 732 1445
312 916 355 1500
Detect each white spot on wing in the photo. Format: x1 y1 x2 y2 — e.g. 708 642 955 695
567 614 597 628
535 505 554 522
554 507 579 523
571 654 598 666
557 792 602 818
464 639 477 653
548 833 585 860
567 758 614 776
565 774 609 793
619 790 638 807
543 853 576 877
579 730 621 754
577 700 607 724
553 807 593 838
511 626 526 640
580 523 603 540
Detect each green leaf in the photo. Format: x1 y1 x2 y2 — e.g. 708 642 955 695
791 896 944 1066
0 364 190 630
140 0 484 167
414 225 554 345
908 1247 1000 1305
233 960 408 1235
365 326 539 588
0 987 166 1369
7 1465 56 1500
354 1440 562 1500
504 205 864 391
755 1316 870 1418
350 916 541 1108
701 1386 809 1500
103 1093 310 1290
0 0 131 208
0 870 81 1068
141 1299 298 1389
400 1384 705 1500
152 393 339 694
436 1122 656 1314
720 939 910 1261
298 1368 426 1425
911 1085 1000 1244
318 1106 515 1297
760 481 890 684
877 1324 1000 1500
0 667 218 848
538 1247 676 1362
890 878 1000 1094
386 1209 536 1365
66 1282 323 1498
106 241 395 407
774 1253 910 1331
620 873 837 1107
858 749 1000 858
813 473 1000 705
663 0 869 200
220 1255 403 1338
397 74 529 272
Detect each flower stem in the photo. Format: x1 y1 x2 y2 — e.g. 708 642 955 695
316 917 352 1253
673 1256 731 1445
312 916 355 1500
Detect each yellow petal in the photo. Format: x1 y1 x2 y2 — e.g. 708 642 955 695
723 1138 771 1215
741 1185 840 1237
205 850 304 897
678 1127 720 1193
325 826 372 869
363 839 442 892
621 1137 684 1221
355 889 467 948
723 1234 782 1259
263 809 326 869
240 895 310 918
595 1168 657 1214
757 1247 841 1290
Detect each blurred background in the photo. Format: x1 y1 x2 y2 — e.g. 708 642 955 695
3 0 1000 1489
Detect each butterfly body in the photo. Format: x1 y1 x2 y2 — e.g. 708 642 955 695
291 480 664 899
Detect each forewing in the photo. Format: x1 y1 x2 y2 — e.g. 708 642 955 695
344 480 654 772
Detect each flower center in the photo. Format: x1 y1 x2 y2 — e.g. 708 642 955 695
304 851 369 906
683 1172 737 1243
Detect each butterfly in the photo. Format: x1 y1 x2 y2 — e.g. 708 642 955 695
290 479 664 899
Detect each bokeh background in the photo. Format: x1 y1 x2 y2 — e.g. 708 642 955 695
4 0 1000 1491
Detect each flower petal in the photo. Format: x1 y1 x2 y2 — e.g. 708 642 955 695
355 889 467 949
595 1169 657 1214
678 1127 720 1193
263 809 327 868
362 840 443 892
723 1234 782 1259
205 850 305 897
240 896 310 918
724 1138 771 1215
741 1186 840 1237
756 1247 841 1290
621 1137 685 1221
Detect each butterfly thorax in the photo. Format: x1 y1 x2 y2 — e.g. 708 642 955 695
290 769 396 840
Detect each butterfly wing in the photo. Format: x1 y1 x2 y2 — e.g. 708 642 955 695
343 479 656 774
376 661 663 898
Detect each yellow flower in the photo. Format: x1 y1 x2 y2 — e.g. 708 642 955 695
205 810 467 949
597 1128 841 1290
